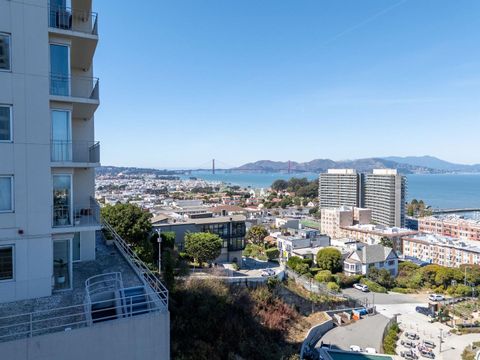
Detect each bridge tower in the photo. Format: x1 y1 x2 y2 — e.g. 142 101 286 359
212 159 215 175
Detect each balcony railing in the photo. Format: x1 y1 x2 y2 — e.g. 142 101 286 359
48 5 98 36
0 289 165 342
50 73 99 101
51 141 100 164
53 197 100 228
102 221 169 309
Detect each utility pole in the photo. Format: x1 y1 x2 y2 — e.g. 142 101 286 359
439 328 443 353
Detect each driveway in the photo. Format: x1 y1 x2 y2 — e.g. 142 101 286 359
317 314 391 353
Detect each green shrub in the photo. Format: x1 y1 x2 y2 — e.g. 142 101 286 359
361 278 387 293
265 248 279 260
315 270 334 283
302 258 313 267
383 323 400 355
295 263 311 275
310 268 322 276
327 282 340 293
391 287 416 294
287 256 303 270
257 254 268 261
335 273 363 288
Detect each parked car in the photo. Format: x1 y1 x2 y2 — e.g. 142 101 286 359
261 269 275 277
401 340 417 348
428 294 445 302
419 349 435 358
365 348 377 354
401 350 419 359
405 332 420 340
353 283 369 292
422 340 436 349
416 306 434 317
349 345 362 352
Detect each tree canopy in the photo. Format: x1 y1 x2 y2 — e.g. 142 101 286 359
101 203 152 244
316 248 342 273
246 225 269 244
185 232 222 266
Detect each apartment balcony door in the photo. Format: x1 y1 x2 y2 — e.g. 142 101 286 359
50 44 70 96
53 174 72 227
53 238 72 291
51 110 72 162
49 0 72 29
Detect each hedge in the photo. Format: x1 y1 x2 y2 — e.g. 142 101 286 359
265 248 280 260
361 278 387 293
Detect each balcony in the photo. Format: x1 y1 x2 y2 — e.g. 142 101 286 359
48 5 98 70
49 5 98 36
50 74 99 119
52 197 100 230
51 141 100 167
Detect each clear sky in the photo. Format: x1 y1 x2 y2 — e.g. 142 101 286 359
93 0 480 169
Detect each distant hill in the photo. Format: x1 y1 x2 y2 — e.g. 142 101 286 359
383 156 480 172
235 158 439 174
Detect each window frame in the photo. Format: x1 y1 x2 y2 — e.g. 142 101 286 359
0 32 12 72
0 175 14 213
0 105 13 142
0 245 14 282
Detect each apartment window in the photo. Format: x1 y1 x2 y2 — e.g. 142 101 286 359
0 246 13 281
0 176 13 212
0 33 11 71
0 106 12 141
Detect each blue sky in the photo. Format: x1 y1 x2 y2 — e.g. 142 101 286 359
94 0 480 168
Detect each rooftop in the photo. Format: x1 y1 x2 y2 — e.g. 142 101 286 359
343 223 417 236
406 233 480 254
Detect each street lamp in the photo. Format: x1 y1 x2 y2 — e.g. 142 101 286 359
155 228 162 274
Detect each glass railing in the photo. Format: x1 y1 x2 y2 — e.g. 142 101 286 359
51 141 100 163
48 5 98 35
50 73 99 100
53 197 100 228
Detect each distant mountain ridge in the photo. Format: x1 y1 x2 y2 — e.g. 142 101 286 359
383 156 480 172
235 158 440 174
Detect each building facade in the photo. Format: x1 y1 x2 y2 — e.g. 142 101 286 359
419 215 480 242
402 234 480 268
363 169 406 228
319 169 362 208
0 0 100 303
343 244 399 277
319 169 407 228
154 215 247 266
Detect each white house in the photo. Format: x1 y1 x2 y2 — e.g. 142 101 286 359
343 244 398 277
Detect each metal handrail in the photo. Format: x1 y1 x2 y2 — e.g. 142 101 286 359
102 221 169 309
49 73 100 100
51 140 100 163
48 5 98 35
0 290 164 342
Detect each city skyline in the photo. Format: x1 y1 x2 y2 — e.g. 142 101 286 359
94 0 480 167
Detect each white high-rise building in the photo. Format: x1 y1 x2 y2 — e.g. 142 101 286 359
364 169 406 228
0 1 170 358
0 0 100 303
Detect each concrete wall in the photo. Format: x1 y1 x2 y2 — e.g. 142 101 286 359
300 315 334 359
0 312 170 360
